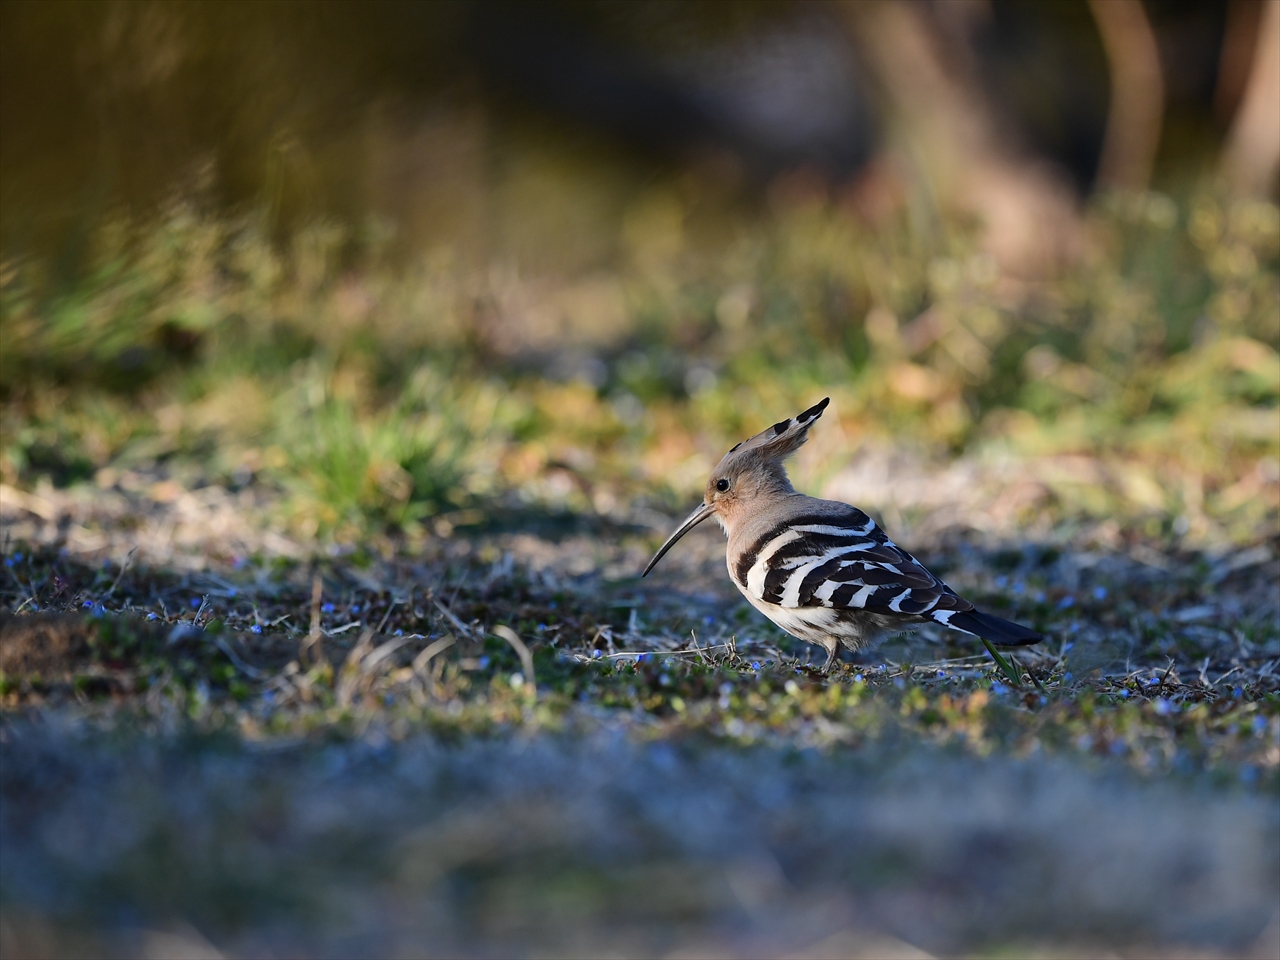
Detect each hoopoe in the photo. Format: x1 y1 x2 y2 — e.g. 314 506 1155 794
643 398 1042 672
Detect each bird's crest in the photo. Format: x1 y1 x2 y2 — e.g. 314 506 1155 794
722 397 829 465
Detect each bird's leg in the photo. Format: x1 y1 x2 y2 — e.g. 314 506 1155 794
821 643 839 674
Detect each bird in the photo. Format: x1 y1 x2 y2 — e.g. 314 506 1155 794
642 397 1042 673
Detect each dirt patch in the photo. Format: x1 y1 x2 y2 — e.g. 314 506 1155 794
0 613 96 679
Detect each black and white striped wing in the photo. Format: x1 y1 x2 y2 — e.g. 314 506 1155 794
732 508 974 627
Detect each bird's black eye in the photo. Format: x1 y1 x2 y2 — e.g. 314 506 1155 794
715 478 730 492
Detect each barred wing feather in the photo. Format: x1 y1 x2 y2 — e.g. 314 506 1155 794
733 508 974 625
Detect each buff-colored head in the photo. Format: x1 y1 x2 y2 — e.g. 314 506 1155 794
642 398 829 575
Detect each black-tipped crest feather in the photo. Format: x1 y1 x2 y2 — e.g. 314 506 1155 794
726 397 830 461
796 397 829 423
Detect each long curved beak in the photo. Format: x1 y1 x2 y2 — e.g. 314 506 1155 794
642 501 715 577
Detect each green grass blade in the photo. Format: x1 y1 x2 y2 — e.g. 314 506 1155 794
980 637 1023 689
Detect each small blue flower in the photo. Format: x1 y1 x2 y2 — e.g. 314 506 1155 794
350 605 360 614
1251 716 1267 735
635 653 646 663
321 602 335 613
1062 672 1073 682
853 674 864 683
478 656 489 668
536 623 547 631
703 615 715 625
1093 586 1108 601
250 624 263 634
227 588 237 598
750 661 760 671
1118 689 1130 698
1233 687 1244 699
592 649 602 659
147 612 158 621
82 600 94 609
1153 697 1174 716
1056 595 1075 610
1063 641 1074 652
994 575 1008 588
991 682 1010 695
190 597 202 608
3 558 12 568
394 629 403 636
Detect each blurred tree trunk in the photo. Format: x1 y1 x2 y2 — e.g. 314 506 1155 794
1221 0 1280 197
1087 0 1165 192
839 0 1083 278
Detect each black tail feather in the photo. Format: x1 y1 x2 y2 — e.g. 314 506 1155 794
950 609 1042 646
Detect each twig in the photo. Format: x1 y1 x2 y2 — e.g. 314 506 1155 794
102 548 137 600
301 575 324 664
492 625 536 697
375 595 400 635
446 570 469 612
324 621 364 637
434 599 473 639
689 630 709 665
599 643 733 660
916 654 993 666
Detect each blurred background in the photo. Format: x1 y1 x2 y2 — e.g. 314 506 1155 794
1 0 1277 545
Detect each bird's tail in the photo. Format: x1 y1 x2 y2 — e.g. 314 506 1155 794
949 609 1042 646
